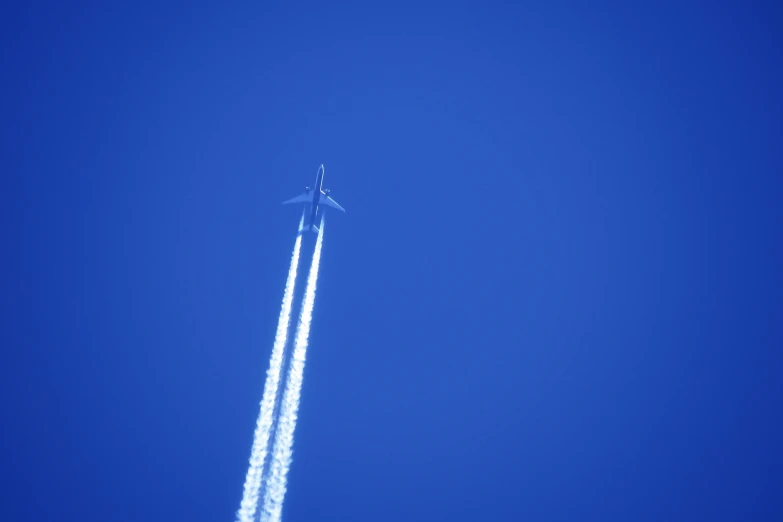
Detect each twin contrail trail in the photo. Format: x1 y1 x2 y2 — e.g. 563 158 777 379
236 216 304 522
261 216 325 522
236 164 342 521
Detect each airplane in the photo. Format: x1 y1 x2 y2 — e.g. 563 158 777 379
282 164 345 233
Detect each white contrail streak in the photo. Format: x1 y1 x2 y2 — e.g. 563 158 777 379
236 215 304 522
261 216 325 522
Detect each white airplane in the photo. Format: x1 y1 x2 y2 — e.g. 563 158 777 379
282 164 345 233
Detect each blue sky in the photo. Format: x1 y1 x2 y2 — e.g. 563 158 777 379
2 2 782 521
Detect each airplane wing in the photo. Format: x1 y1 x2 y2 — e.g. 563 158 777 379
282 192 313 205
322 195 345 212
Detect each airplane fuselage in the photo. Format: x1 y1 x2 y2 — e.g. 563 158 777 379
307 165 325 229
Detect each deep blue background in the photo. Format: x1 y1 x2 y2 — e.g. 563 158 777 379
2 2 782 521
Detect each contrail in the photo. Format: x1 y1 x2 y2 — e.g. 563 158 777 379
236 215 304 522
261 216 325 522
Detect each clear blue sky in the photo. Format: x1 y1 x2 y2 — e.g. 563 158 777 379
2 2 782 521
